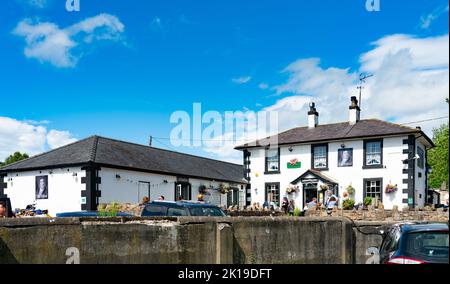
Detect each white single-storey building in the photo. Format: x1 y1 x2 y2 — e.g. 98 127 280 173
0 136 246 216
235 97 434 210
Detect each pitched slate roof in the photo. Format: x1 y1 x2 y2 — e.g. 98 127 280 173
235 119 434 150
0 136 245 183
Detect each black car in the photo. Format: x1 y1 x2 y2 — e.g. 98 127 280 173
379 222 449 264
141 201 227 217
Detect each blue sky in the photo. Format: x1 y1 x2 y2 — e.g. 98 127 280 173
0 0 449 163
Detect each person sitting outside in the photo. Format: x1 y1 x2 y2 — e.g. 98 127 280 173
281 197 289 214
139 196 150 206
0 201 7 218
307 197 318 209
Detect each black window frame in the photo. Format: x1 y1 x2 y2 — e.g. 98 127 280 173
311 143 329 171
363 177 383 202
174 181 192 201
264 147 280 174
363 139 384 169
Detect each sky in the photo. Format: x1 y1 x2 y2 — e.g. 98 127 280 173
0 0 449 164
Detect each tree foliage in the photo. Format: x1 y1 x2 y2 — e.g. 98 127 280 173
1 152 30 167
428 123 449 189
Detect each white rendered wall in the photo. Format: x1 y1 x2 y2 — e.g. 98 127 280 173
98 167 239 207
3 167 85 216
248 136 411 210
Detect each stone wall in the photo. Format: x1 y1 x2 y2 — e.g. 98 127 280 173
0 216 447 264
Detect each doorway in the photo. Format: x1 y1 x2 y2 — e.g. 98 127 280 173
138 182 150 203
303 183 318 208
175 182 191 201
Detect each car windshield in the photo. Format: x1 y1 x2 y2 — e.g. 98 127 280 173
403 231 449 261
188 207 225 216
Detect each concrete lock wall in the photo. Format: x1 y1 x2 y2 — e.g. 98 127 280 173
1 217 390 264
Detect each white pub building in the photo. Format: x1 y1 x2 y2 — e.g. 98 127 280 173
236 97 434 210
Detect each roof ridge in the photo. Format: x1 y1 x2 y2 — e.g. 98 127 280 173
90 136 99 162
96 136 243 166
0 136 95 170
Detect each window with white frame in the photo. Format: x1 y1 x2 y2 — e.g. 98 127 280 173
265 148 280 173
364 140 382 167
312 144 328 169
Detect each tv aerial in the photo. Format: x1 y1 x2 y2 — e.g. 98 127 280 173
357 73 374 109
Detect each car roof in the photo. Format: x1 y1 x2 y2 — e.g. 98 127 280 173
148 200 221 208
395 222 449 233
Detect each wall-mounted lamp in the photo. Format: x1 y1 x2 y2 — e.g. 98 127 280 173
288 146 293 152
72 173 77 177
163 180 168 183
341 144 346 149
49 170 53 175
115 174 121 179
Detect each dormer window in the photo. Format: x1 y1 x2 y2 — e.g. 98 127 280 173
265 148 280 174
312 144 328 170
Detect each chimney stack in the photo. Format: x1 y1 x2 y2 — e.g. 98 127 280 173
349 96 360 125
308 102 319 128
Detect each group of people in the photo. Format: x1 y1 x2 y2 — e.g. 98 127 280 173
139 195 165 206
280 190 339 215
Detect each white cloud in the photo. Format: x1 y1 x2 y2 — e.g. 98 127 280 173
232 76 252 84
420 5 449 29
46 130 77 149
0 117 77 161
19 0 48 9
258 83 269 90
203 34 449 162
13 14 125 68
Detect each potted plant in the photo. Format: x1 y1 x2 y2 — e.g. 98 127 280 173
385 184 398 194
364 197 373 208
342 199 355 210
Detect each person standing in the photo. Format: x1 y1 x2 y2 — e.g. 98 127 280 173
288 200 295 216
281 197 289 214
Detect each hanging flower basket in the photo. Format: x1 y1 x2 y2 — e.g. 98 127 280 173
198 185 209 195
346 185 355 196
286 185 299 194
385 184 398 194
218 183 230 194
320 184 329 191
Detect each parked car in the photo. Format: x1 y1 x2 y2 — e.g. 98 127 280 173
56 211 133 217
379 222 449 264
141 201 227 217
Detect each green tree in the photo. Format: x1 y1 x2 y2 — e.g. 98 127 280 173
428 123 449 189
2 152 30 166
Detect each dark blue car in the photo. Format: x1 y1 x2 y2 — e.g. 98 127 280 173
379 222 449 264
141 201 226 217
56 211 133 217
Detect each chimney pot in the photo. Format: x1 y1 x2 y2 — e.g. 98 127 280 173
349 97 360 125
308 102 319 128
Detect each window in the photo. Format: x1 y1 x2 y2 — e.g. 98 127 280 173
417 146 424 169
312 144 328 170
265 183 280 207
265 148 280 174
364 178 383 201
175 182 191 201
142 205 167 217
167 207 188 216
364 139 383 168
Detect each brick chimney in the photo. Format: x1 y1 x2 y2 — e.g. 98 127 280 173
308 102 319 128
349 96 360 125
